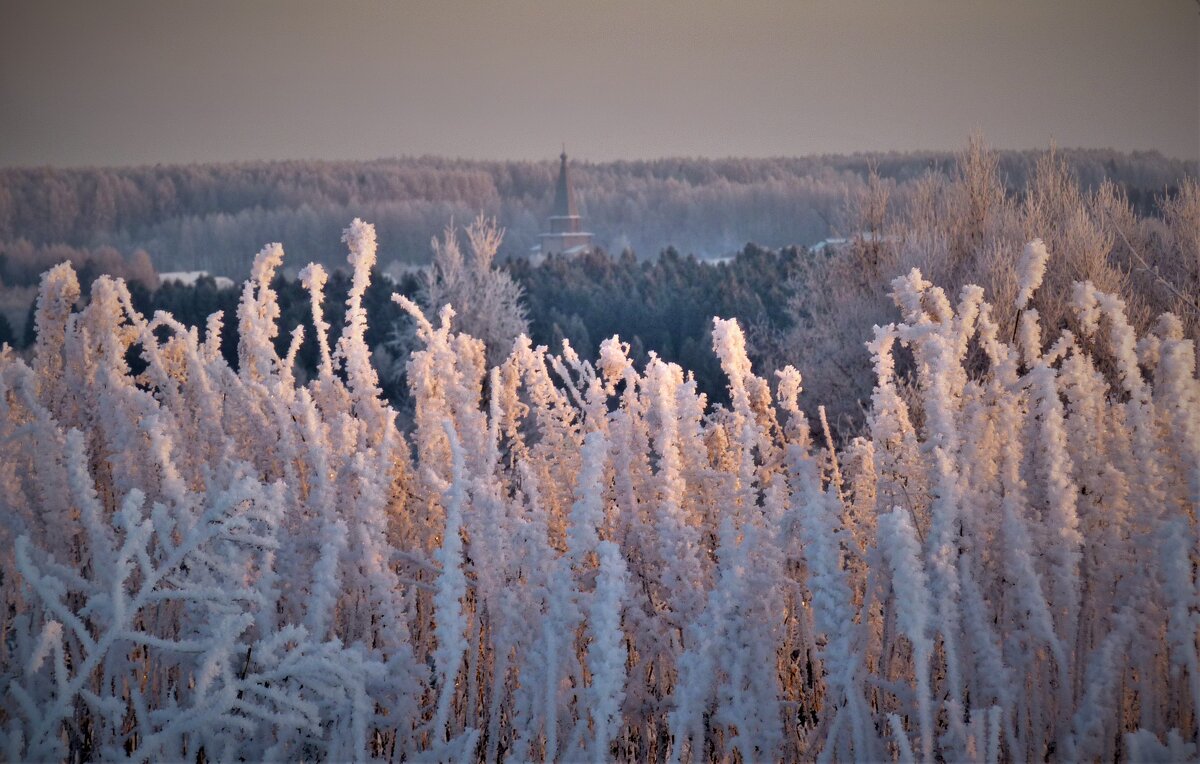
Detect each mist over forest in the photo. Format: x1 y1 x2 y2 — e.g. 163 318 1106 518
1 148 1193 280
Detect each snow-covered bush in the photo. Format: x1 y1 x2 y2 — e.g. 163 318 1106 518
387 214 529 379
1 219 1196 762
770 138 1200 428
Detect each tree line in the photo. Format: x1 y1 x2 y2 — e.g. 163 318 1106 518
0 149 1192 277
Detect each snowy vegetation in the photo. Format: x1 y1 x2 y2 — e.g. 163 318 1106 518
762 142 1200 428
0 148 1191 276
383 215 529 376
1 217 1197 762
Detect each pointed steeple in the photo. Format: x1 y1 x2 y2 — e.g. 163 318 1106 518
553 147 579 219
535 146 592 260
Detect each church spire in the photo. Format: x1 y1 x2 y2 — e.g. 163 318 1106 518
553 147 579 219
533 147 592 260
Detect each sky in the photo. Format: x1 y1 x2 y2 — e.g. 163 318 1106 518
1 0 1197 168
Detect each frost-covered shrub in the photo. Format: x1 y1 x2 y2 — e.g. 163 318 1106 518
0 219 1196 761
771 138 1199 429
387 214 529 380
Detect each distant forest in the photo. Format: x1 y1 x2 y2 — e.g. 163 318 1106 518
0 149 1194 279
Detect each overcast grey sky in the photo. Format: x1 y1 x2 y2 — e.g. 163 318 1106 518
1 0 1197 168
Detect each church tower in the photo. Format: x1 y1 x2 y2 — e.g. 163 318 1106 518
534 149 593 259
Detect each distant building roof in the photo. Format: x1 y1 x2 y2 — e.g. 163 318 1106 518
158 270 235 290
809 232 898 251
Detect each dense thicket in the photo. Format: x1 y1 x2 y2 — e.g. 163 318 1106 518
509 244 801 403
127 267 417 402
760 144 1200 429
1 220 1197 762
0 241 798 407
0 148 1192 276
